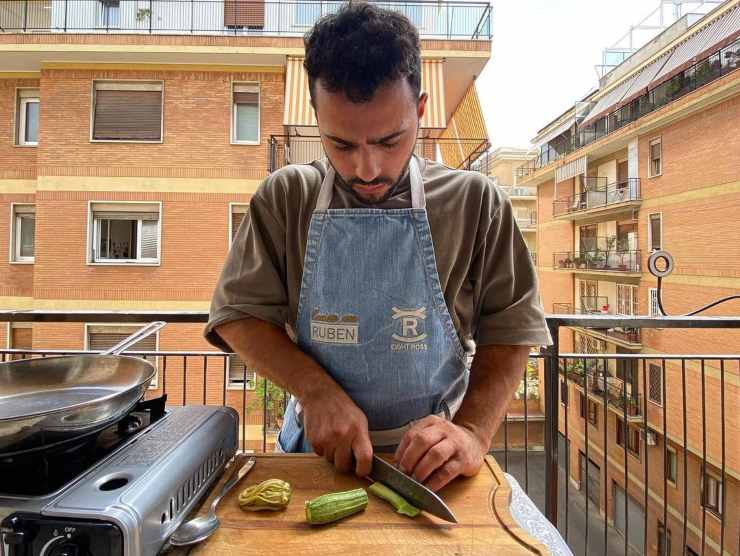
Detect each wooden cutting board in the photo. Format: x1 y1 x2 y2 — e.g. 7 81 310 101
172 453 549 555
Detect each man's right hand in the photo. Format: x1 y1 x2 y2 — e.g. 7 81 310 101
300 389 374 478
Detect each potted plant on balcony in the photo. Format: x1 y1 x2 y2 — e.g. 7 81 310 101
136 8 152 23
573 255 586 269
560 256 572 269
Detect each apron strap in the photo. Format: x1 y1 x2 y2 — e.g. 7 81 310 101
315 156 425 211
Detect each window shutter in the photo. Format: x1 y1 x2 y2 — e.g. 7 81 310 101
93 212 158 221
93 89 162 141
648 364 662 404
224 0 264 28
88 331 156 352
140 220 159 259
231 211 246 241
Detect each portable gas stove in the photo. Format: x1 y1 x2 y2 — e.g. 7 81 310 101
0 396 239 556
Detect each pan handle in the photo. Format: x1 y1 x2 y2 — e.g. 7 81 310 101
103 321 167 356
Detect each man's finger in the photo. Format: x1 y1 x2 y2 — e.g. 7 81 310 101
409 438 456 484
393 416 442 464
352 434 374 477
396 426 446 476
423 458 461 492
334 442 354 473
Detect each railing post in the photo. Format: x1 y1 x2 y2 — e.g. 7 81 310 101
63 0 68 32
149 0 153 33
23 0 28 32
543 320 560 525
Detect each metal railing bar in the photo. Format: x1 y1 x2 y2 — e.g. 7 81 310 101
262 376 268 452
564 358 569 542
662 358 668 556
182 355 187 406
242 364 247 452
202 355 208 405
642 358 649 556
622 371 629 556
222 354 228 406
583 357 590 556
601 358 608 556
719 359 726 556
700 359 706 556
524 365 529 494
682 359 688 556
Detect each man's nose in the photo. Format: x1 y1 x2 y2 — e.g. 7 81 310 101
354 150 381 184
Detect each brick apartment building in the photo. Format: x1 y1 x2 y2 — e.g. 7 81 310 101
0 0 492 449
517 2 739 554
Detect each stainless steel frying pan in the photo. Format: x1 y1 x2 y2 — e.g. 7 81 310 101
0 321 165 456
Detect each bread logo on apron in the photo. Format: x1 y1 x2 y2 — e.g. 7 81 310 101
391 306 428 352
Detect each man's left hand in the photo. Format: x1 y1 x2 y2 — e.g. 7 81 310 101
392 416 487 492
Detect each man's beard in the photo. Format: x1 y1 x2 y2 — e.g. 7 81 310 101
327 148 416 206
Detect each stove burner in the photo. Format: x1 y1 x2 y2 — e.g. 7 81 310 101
0 395 167 497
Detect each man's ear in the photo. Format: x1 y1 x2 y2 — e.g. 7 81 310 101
417 92 428 121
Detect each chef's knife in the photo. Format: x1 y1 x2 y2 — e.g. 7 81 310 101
369 454 458 523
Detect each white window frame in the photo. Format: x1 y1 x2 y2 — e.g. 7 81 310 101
16 90 40 147
649 288 660 317
84 323 159 389
648 137 662 178
87 201 162 266
228 203 249 247
9 204 35 264
226 354 257 391
648 212 662 252
230 82 260 145
98 0 121 28
616 284 638 316
666 445 678 487
90 80 164 144
702 470 723 518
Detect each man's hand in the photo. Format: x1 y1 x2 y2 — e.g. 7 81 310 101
392 415 487 492
301 389 374 478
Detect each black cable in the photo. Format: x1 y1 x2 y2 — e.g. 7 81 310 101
656 276 740 317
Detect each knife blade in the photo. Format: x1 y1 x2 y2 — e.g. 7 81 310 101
368 455 458 523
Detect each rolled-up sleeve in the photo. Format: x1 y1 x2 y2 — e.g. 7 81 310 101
473 186 552 347
204 191 289 352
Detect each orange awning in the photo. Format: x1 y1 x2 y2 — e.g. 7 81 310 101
283 57 447 129
439 81 489 169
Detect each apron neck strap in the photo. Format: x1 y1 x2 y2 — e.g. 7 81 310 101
315 156 425 211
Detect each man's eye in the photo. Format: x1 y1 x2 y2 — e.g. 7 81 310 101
380 142 399 150
334 143 353 151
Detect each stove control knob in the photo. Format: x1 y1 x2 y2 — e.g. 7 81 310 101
47 541 87 556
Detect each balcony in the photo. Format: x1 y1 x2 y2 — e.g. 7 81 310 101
500 185 536 198
515 211 537 231
529 251 537 266
552 178 641 220
0 312 738 556
0 0 492 40
554 298 643 349
268 135 491 172
553 249 641 276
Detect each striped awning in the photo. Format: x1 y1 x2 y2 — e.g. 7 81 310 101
284 57 316 127
439 81 489 169
580 75 636 127
615 51 671 109
283 57 447 129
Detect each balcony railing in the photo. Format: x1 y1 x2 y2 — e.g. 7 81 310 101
0 311 737 556
552 178 641 217
553 249 641 273
500 185 536 197
554 302 642 346
529 251 536 265
578 295 609 314
0 0 492 39
268 135 491 172
515 211 537 229
552 302 572 314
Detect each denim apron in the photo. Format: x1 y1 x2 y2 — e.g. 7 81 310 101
276 157 470 453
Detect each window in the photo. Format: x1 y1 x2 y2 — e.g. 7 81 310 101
232 83 260 144
617 284 638 316
98 0 120 28
616 417 640 458
7 323 32 361
15 89 39 146
10 204 35 263
560 379 568 406
230 204 249 244
666 446 677 485
89 202 161 264
86 324 158 388
587 400 599 427
92 81 163 142
702 472 723 517
649 137 662 177
648 363 662 405
658 522 671 556
649 288 660 317
227 355 257 390
579 392 586 419
648 213 662 251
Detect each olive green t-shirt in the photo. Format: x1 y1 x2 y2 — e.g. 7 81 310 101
205 156 551 352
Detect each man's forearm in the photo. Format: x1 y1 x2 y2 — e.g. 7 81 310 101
215 318 343 405
452 344 531 451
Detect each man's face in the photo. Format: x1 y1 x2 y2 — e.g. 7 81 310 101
312 78 427 204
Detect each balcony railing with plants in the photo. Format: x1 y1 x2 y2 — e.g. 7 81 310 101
553 249 641 273
516 38 740 181
515 211 537 229
500 185 536 197
552 178 641 217
0 0 493 39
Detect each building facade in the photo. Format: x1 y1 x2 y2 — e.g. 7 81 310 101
518 2 739 554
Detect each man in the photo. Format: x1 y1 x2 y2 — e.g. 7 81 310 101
206 3 551 493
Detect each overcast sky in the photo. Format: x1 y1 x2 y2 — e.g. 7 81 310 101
477 0 711 148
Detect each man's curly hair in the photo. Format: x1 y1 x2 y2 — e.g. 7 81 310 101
304 3 421 104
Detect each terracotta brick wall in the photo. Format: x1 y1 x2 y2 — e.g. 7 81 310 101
0 78 39 178
0 193 36 298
